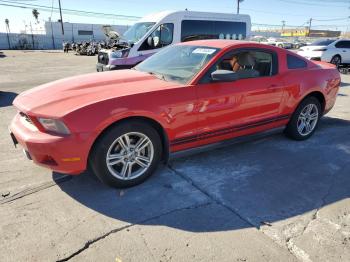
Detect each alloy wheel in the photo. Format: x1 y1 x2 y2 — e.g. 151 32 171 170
297 104 319 136
106 132 154 180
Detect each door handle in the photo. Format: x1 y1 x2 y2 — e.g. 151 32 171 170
343 50 347 52
268 84 278 88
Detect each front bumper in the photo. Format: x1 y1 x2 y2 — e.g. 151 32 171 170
96 63 133 72
9 113 91 175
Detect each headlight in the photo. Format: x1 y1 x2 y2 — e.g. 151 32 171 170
110 48 130 58
38 118 70 135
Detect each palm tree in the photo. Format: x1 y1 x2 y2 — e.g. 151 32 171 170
5 19 11 49
5 19 9 29
32 9 40 23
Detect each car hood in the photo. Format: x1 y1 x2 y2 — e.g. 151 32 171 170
13 70 178 117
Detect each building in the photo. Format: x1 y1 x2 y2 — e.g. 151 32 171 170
281 28 341 37
0 21 130 50
44 21 129 43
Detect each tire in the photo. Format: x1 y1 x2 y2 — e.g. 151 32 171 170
89 121 162 188
295 44 300 50
330 55 341 68
285 97 322 141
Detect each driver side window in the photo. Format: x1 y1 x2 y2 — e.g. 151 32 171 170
199 49 278 84
139 23 174 51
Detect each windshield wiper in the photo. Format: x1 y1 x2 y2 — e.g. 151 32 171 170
147 71 167 81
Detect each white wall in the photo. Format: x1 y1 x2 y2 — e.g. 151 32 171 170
0 22 130 50
44 22 129 42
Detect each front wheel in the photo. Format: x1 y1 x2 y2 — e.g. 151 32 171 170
89 121 162 188
285 97 321 140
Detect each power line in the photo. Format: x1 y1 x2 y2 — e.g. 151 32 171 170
0 0 141 21
277 0 349 8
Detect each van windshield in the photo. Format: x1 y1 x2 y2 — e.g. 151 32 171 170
122 22 155 43
135 45 220 84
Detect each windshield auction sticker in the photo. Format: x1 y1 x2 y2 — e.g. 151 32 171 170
192 48 216 55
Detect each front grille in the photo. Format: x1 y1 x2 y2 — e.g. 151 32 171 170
19 112 33 125
98 52 109 65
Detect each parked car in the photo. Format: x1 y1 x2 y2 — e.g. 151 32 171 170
251 37 293 49
10 40 340 188
269 38 293 49
292 39 307 49
96 10 251 71
297 39 350 67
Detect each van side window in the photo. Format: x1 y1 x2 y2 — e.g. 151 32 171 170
181 20 246 42
287 54 307 69
139 23 174 51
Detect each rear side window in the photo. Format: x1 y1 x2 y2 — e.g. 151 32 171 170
181 20 247 42
335 41 350 48
287 54 307 69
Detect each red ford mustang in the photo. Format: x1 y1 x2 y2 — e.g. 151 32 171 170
9 40 340 188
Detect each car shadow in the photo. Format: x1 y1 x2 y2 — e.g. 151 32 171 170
55 116 350 232
0 52 5 58
0 91 18 107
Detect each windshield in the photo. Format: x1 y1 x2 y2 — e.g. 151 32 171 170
310 39 336 46
135 45 220 84
122 22 155 43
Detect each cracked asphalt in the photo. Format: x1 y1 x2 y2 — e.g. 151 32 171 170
0 50 349 262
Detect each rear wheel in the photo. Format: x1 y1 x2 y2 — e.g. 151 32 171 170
285 97 321 140
330 55 341 68
89 121 162 188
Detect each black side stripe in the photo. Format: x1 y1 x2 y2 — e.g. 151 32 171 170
170 114 290 146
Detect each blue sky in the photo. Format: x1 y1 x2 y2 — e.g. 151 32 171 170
0 0 349 33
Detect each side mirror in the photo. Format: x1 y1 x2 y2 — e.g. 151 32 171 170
147 36 154 48
211 70 238 82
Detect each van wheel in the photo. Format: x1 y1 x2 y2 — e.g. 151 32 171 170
285 97 321 140
89 121 162 188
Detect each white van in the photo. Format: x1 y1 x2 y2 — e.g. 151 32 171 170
96 10 251 71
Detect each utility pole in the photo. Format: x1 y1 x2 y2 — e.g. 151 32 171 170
58 0 64 35
50 18 55 49
281 20 286 34
237 0 244 14
308 18 312 36
30 22 35 49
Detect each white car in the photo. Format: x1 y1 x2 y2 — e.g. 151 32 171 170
297 39 350 66
251 37 292 49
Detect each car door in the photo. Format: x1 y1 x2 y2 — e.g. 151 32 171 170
194 48 286 146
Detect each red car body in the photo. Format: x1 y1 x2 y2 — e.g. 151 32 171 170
10 40 340 175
